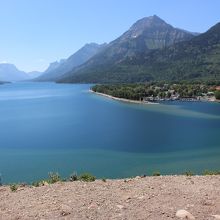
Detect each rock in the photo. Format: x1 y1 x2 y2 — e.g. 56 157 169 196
88 203 98 209
201 199 214 206
60 204 71 216
17 188 24 192
212 215 220 219
116 205 124 209
186 204 194 208
176 210 195 219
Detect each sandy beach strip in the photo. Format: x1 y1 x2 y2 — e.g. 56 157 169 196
89 89 158 104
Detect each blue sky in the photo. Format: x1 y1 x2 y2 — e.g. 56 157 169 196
0 0 219 72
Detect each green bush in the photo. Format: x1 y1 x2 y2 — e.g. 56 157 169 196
152 171 161 176
79 173 96 182
69 172 78 182
48 172 61 184
32 181 41 187
203 170 220 175
215 90 220 100
10 184 18 192
184 171 194 176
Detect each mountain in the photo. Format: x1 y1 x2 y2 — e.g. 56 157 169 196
36 43 106 81
0 63 30 82
43 59 66 75
120 22 220 82
57 15 196 83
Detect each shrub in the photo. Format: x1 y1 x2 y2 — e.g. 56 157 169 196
32 181 41 187
102 178 106 182
152 171 161 176
69 172 78 182
79 173 96 182
203 170 220 175
10 184 18 192
48 172 61 184
184 171 194 176
215 90 220 100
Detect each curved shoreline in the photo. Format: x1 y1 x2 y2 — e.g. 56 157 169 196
90 89 158 104
90 89 220 104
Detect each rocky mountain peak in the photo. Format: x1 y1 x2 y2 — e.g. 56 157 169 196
124 15 171 39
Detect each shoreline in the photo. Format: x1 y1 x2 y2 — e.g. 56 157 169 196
90 89 159 104
90 89 220 104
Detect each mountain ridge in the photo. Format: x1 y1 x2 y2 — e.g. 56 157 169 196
36 43 107 81
57 15 197 83
57 17 220 83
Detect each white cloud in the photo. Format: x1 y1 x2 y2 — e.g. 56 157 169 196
0 61 8 64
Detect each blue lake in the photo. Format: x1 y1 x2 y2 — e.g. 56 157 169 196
0 82 220 183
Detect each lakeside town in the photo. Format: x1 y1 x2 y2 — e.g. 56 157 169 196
92 83 220 103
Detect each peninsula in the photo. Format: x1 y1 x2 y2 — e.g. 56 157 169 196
91 83 220 103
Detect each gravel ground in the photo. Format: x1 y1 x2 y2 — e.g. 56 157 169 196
0 175 220 220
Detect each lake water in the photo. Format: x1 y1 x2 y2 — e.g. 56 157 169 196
0 82 220 183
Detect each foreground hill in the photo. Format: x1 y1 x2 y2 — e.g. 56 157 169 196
58 15 195 83
36 43 106 81
0 176 219 219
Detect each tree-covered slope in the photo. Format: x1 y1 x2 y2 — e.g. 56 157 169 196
124 22 220 82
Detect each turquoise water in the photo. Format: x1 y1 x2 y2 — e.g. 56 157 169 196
0 82 219 183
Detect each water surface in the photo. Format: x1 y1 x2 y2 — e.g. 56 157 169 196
0 82 219 183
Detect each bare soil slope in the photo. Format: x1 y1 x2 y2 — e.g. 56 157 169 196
0 175 220 220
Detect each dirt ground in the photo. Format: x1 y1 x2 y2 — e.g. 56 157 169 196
0 175 220 220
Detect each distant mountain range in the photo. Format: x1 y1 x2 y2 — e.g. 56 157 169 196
0 63 26 82
0 43 106 82
36 43 106 81
2 15 220 83
0 63 41 82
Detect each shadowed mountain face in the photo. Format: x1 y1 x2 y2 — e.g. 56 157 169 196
119 22 220 82
0 63 30 82
58 15 197 83
36 43 106 81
